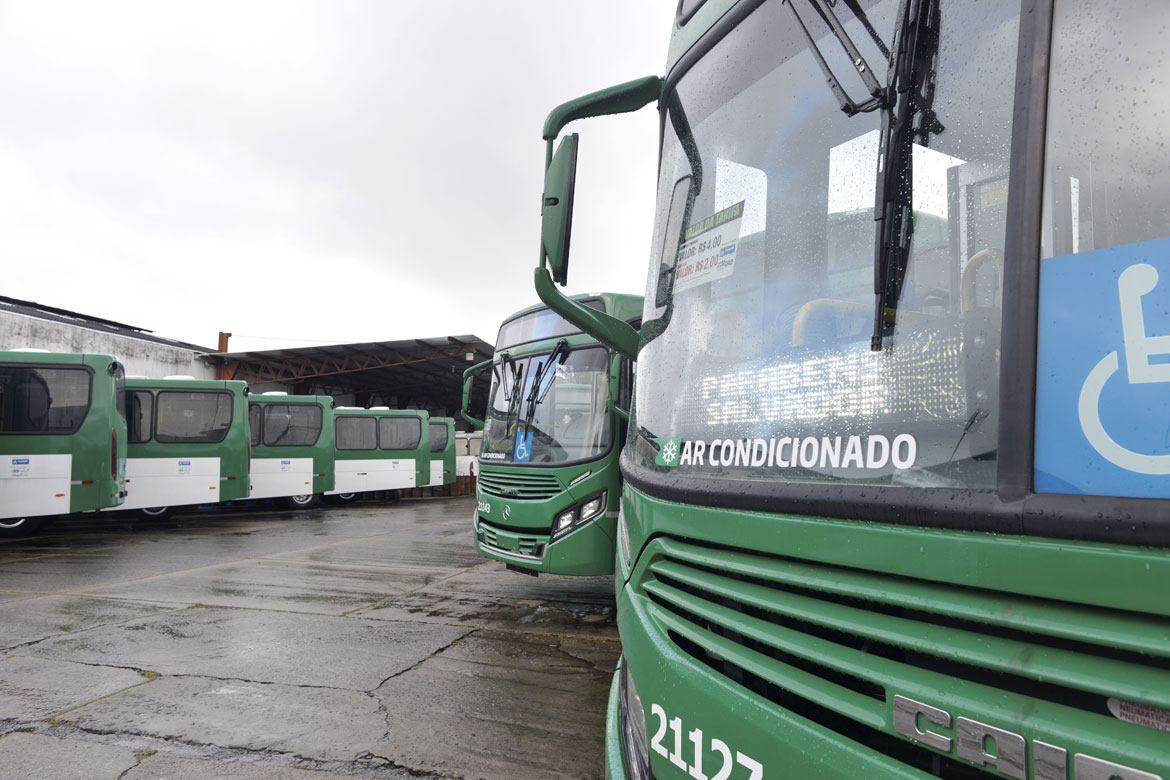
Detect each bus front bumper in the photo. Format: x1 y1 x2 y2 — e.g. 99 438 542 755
605 659 629 780
473 512 616 576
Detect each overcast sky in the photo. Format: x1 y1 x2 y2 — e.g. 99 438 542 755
0 1 672 352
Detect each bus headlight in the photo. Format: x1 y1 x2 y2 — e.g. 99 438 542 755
619 656 652 780
549 490 607 543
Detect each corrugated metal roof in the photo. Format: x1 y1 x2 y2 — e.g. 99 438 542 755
209 334 494 418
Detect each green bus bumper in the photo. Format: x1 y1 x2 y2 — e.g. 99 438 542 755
605 659 627 780
474 513 616 575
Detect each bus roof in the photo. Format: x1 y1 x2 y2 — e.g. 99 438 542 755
333 407 430 419
501 292 643 325
248 393 335 407
0 350 118 367
126 377 247 393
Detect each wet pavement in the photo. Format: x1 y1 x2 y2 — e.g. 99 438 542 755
0 497 619 779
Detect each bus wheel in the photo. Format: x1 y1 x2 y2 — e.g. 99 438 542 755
281 493 320 509
0 517 44 538
330 493 358 505
138 506 173 520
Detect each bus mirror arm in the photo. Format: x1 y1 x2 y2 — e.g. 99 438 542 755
542 75 663 145
461 358 492 431
539 76 663 287
607 399 630 422
534 267 640 361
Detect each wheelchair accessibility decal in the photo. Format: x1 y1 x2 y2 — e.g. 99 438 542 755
1035 237 1170 498
513 430 534 464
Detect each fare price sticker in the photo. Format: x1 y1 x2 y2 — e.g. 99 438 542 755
674 200 744 294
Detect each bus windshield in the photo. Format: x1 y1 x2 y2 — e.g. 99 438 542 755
481 346 612 465
631 0 1021 489
495 300 605 351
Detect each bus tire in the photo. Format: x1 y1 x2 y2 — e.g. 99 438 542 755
0 516 45 538
330 493 358 505
138 506 173 520
281 493 320 509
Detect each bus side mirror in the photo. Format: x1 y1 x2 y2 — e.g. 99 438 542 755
538 75 662 287
461 358 493 431
541 134 579 286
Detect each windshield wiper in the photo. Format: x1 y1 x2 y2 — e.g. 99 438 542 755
643 90 701 351
501 354 525 435
871 0 943 351
521 339 568 431
782 0 890 116
494 352 514 402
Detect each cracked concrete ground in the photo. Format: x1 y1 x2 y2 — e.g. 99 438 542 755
0 496 619 779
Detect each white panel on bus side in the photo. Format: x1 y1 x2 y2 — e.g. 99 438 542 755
364 458 416 491
455 455 476 476
1 454 71 519
326 458 414 494
327 459 369 495
118 457 221 511
428 459 443 487
248 457 315 500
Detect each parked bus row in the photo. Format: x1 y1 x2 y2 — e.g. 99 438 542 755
0 349 456 536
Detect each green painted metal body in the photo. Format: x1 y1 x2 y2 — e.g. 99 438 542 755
610 485 1170 779
476 452 621 576
0 350 127 518
474 294 642 576
428 416 456 487
248 394 336 496
124 377 251 505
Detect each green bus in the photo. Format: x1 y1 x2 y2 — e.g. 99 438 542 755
327 407 430 500
121 376 250 518
248 392 336 508
0 350 127 536
426 416 456 489
464 294 641 575
533 1 1170 778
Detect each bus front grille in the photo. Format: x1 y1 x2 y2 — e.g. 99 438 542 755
477 468 562 500
637 536 1170 779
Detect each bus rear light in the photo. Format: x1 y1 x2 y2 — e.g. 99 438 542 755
81 480 94 485
55 493 65 497
110 429 118 480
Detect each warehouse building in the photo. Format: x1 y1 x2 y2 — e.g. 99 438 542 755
0 295 214 379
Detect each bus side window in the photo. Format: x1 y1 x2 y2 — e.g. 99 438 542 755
248 404 261 447
128 391 154 444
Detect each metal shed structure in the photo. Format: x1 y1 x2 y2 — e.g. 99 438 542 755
208 335 493 426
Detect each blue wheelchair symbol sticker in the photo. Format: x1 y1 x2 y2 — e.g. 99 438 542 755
513 431 534 463
1036 237 1170 498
